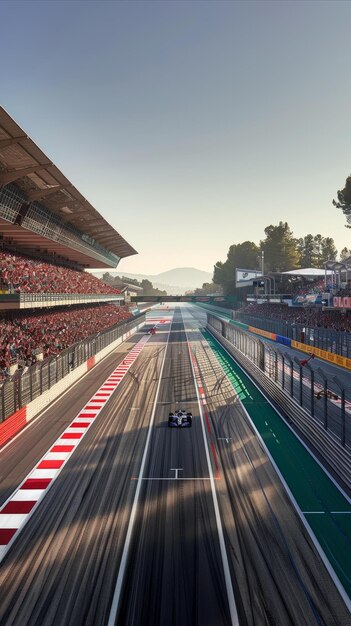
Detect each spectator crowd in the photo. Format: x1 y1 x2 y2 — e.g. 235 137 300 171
0 304 132 380
292 277 333 296
0 249 121 294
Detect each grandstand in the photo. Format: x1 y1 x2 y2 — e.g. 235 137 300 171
0 106 138 379
233 263 351 359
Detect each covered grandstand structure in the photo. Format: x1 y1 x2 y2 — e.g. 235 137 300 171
0 108 140 391
0 107 137 310
0 106 137 270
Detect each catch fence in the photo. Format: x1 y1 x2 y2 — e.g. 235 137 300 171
208 314 351 449
235 312 351 359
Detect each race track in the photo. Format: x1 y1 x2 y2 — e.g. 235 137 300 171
0 305 350 626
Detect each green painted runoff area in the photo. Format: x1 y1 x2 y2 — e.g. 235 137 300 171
203 329 351 600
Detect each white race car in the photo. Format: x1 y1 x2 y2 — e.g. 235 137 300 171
168 409 192 428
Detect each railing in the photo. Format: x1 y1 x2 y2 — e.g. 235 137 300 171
0 312 146 422
207 314 351 450
235 312 351 359
20 292 123 305
0 292 124 309
246 293 293 302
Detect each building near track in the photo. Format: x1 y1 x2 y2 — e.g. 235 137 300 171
0 106 137 311
0 107 146 437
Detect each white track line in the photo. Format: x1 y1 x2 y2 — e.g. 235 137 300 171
182 310 240 626
107 316 172 626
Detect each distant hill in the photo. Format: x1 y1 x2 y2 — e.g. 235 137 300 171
93 267 212 295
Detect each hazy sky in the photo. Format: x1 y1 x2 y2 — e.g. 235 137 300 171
2 0 351 274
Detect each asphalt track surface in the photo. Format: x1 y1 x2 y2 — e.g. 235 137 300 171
0 305 349 625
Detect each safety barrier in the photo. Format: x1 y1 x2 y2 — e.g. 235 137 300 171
207 314 351 489
227 318 351 371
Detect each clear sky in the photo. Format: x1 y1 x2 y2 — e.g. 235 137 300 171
1 0 351 274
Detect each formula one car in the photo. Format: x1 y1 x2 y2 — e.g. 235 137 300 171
168 409 192 427
145 326 156 335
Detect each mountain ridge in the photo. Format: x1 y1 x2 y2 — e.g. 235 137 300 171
92 267 213 295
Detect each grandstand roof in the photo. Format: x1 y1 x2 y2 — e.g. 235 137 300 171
0 107 137 263
282 268 332 276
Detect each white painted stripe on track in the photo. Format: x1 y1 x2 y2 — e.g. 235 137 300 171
30 469 60 479
56 438 82 446
12 490 44 501
64 428 88 434
44 452 71 461
182 312 240 626
0 514 28 528
107 314 173 626
73 417 96 423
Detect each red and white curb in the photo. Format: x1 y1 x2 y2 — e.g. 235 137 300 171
0 334 152 562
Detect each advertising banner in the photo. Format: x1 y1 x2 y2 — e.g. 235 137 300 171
235 268 262 288
333 297 351 309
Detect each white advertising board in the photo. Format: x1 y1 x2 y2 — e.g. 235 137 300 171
235 268 262 288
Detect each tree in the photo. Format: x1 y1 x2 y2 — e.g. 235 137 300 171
121 276 140 286
140 279 167 296
102 272 114 284
298 234 316 268
313 234 323 267
297 233 333 268
340 247 351 261
260 222 299 272
213 241 260 295
333 174 351 228
191 282 222 296
321 237 337 262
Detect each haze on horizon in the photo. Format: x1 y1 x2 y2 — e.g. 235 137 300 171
2 0 351 275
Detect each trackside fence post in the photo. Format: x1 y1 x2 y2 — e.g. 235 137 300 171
306 363 315 418
341 388 346 446
30 368 33 402
276 349 284 389
284 353 294 398
1 386 5 422
274 350 278 383
297 359 303 406
316 367 328 431
333 376 346 447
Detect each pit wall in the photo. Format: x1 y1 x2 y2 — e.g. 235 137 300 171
0 321 145 448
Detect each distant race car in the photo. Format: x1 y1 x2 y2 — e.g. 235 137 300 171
145 326 156 335
168 409 192 428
